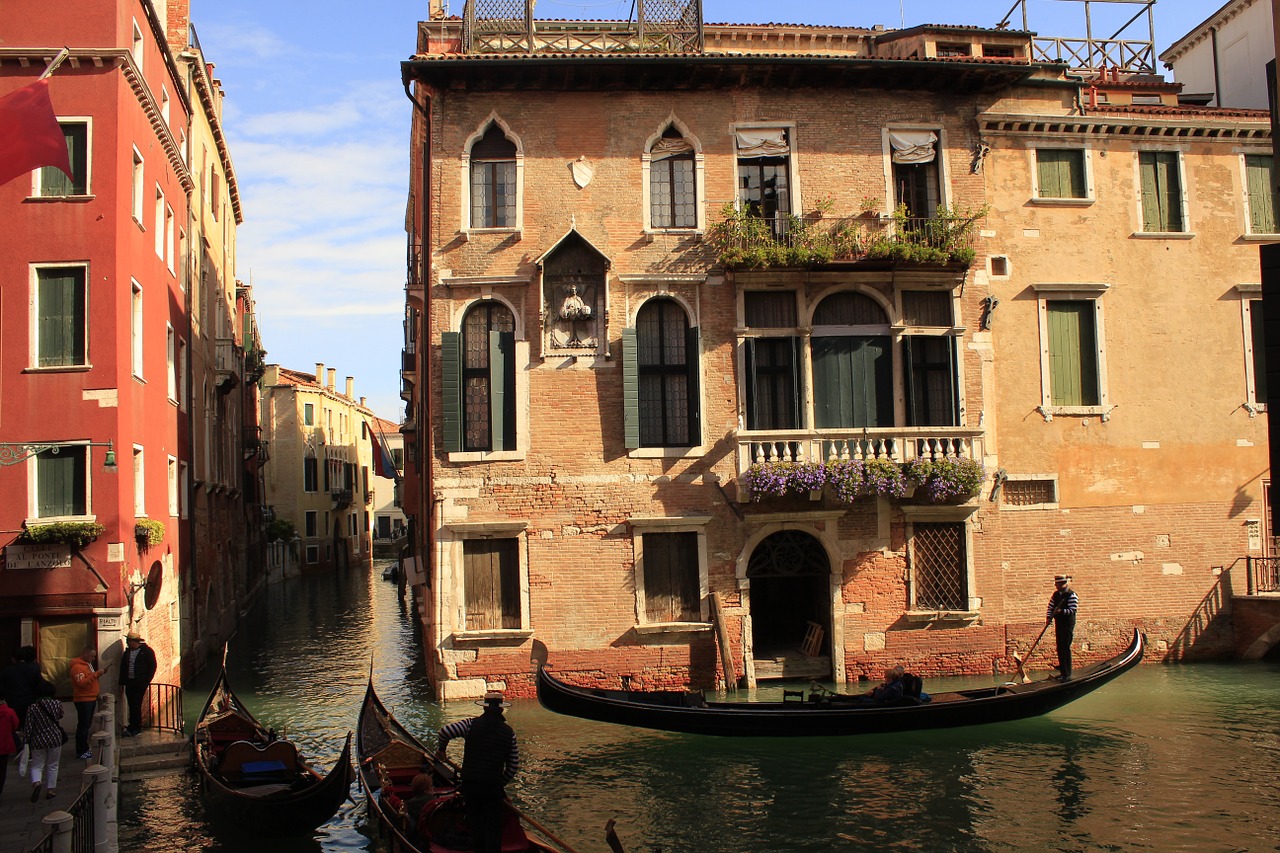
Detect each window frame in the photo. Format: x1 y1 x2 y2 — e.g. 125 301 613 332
28 442 92 522
167 455 178 516
1239 285 1268 413
641 119 705 234
131 148 144 224
902 506 979 620
628 515 712 633
303 402 315 426
623 295 702 454
1242 152 1279 238
34 119 90 197
133 445 145 517
1030 145 1093 204
1033 282 1111 417
442 296 529 462
154 185 166 258
885 125 948 220
733 122 801 238
30 263 89 370
444 521 533 642
1134 148 1191 237
131 280 144 379
460 116 523 236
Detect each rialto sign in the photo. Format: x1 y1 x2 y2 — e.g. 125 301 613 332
5 543 72 570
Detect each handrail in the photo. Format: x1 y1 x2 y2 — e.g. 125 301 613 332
25 782 94 853
141 682 185 734
1246 556 1280 596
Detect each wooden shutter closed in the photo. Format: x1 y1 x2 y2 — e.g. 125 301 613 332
489 330 514 451
441 332 462 452
1047 301 1099 406
622 327 640 449
685 326 701 445
1247 155 1276 234
1141 152 1183 232
37 269 83 367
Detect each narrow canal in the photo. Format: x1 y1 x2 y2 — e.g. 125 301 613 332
120 562 1280 852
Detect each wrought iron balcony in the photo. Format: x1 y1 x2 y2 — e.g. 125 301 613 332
330 488 353 508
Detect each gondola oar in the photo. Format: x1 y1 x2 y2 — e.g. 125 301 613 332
435 752 582 853
1013 620 1052 684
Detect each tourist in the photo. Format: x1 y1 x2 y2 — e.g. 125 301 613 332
0 645 49 725
860 666 906 704
119 631 157 737
435 691 519 853
70 645 108 759
0 697 19 796
1047 574 1079 680
23 681 63 801
403 772 437 844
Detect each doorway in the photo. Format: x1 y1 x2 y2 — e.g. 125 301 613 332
746 530 831 680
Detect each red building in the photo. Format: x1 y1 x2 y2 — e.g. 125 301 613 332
0 0 192 691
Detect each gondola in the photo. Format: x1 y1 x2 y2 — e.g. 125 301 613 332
357 677 579 853
192 662 353 835
535 629 1144 738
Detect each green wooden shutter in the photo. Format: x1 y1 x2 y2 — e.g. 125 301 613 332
685 326 701 446
37 269 82 367
1037 150 1066 198
1142 152 1183 232
745 338 759 429
1247 155 1276 234
1158 153 1184 232
788 336 803 428
441 332 462 452
812 337 855 429
37 448 83 517
1047 301 1099 406
1139 154 1161 232
622 327 640 449
489 330 513 451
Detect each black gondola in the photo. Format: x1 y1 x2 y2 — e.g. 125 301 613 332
356 677 576 853
192 663 353 835
536 629 1144 737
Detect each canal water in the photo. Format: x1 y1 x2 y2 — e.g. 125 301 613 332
119 563 1280 852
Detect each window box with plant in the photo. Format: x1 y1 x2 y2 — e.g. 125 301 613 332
904 458 986 503
744 457 909 502
134 518 166 546
18 521 105 549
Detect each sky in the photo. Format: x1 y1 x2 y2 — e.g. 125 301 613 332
189 0 1213 423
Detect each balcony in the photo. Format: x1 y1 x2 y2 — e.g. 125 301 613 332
462 0 703 55
735 426 984 483
710 205 983 271
331 488 353 509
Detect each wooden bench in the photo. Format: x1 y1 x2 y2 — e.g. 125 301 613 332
219 740 298 784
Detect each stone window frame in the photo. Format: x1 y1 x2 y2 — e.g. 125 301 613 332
1132 145 1194 239
1237 284 1268 414
1028 143 1095 204
901 504 980 623
733 120 804 226
1032 281 1113 420
443 520 534 644
640 115 706 235
1238 149 1280 239
998 473 1061 511
628 515 713 635
26 441 94 524
459 113 524 239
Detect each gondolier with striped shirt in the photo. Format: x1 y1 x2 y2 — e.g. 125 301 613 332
1046 575 1079 680
436 691 520 853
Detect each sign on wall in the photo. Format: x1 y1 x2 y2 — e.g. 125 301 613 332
5 543 72 570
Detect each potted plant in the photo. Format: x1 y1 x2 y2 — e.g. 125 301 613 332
134 518 166 547
860 458 909 498
859 196 881 217
905 458 986 502
744 460 826 502
17 521 105 549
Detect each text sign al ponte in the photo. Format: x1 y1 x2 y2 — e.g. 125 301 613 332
5 543 72 570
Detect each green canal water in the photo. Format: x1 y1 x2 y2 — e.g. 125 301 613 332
119 564 1280 852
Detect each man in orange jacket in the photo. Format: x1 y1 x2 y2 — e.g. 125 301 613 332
69 646 108 760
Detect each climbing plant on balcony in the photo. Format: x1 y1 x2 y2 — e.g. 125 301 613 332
709 204 858 269
905 458 986 502
17 521 106 549
745 457 911 502
743 460 826 501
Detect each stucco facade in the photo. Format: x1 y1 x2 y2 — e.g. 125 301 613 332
1161 0 1275 108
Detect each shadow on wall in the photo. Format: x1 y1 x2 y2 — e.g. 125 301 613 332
1166 568 1236 661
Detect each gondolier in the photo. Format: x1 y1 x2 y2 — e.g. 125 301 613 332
436 691 520 853
1046 574 1079 680
119 631 156 737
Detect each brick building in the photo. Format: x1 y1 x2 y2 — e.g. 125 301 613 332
400 1 1274 698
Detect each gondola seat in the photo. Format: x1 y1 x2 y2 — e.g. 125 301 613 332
219 740 298 784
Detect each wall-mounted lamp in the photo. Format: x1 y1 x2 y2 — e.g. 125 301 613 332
0 440 117 472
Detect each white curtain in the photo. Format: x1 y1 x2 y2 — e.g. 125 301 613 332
735 129 789 158
889 130 938 164
650 138 694 160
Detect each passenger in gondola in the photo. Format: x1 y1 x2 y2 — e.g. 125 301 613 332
436 691 519 853
403 772 436 844
859 666 906 704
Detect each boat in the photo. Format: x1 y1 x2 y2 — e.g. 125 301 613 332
192 662 353 835
357 677 579 853
535 629 1144 737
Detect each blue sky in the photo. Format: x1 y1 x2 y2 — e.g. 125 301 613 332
189 0 1211 422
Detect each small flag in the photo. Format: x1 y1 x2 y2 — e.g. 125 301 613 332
0 78 72 188
368 422 399 481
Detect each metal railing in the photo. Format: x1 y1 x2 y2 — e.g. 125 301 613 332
716 211 980 268
1246 556 1280 596
142 682 185 734
26 782 94 853
463 0 703 54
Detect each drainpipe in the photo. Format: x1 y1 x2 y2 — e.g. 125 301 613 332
1210 26 1223 107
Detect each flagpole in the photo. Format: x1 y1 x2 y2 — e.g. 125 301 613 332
39 47 71 81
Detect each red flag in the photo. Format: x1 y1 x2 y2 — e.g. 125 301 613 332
0 78 72 188
368 422 398 480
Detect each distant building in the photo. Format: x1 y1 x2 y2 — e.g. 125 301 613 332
261 364 375 571
1161 0 1275 108
369 416 406 550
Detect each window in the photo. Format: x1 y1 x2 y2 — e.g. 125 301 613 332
1246 155 1277 235
131 20 144 69
937 43 971 57
178 462 188 518
648 126 697 229
908 520 970 611
469 124 517 229
736 127 792 238
166 325 176 400
443 301 516 453
211 169 220 222
34 266 86 367
810 291 894 430
1035 149 1088 200
165 204 175 272
1243 295 1267 411
623 298 700 449
37 122 87 196
1138 151 1186 233
167 456 178 516
131 148 144 222
639 531 700 622
131 281 143 378
305 545 319 564
1000 476 1059 509
303 402 314 426
154 187 166 257
34 445 87 518
463 538 521 631
133 446 145 516
160 87 170 126
1034 286 1110 413
901 291 958 427
305 511 317 537
743 291 802 432
890 129 942 219
176 337 186 408
303 457 318 492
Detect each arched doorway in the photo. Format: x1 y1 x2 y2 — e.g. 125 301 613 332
746 530 831 680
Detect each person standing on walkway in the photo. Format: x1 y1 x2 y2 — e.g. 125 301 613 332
23 681 63 801
0 697 19 796
435 691 520 853
69 645 108 760
119 631 156 737
0 645 50 725
1046 574 1079 680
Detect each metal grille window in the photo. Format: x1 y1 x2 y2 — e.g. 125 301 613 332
1004 478 1057 506
642 531 700 622
463 538 521 630
911 521 968 611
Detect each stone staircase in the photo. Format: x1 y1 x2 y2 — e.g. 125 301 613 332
118 728 192 781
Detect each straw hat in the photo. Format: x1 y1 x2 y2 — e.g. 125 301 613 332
1053 574 1071 584
126 630 142 640
475 690 510 709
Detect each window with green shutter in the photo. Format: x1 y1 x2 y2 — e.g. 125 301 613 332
448 303 516 453
36 445 87 518
1047 300 1100 406
39 123 87 196
1139 151 1184 233
36 267 86 367
1246 155 1276 234
1036 149 1086 199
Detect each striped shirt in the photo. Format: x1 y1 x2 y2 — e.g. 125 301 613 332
1047 588 1079 622
437 716 520 784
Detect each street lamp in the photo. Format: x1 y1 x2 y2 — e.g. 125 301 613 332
0 440 118 471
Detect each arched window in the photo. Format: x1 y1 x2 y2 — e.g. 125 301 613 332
649 126 696 229
443 301 516 452
624 298 699 449
469 124 516 229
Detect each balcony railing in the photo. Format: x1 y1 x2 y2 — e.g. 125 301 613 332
331 488 353 508
736 426 984 480
710 206 982 270
462 0 703 55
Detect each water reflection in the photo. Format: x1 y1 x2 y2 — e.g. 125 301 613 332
119 565 1280 853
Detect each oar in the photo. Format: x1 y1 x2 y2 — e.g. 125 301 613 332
1013 621 1052 684
435 752 582 853
605 818 626 853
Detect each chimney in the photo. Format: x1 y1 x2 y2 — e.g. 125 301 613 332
327 368 336 391
315 362 324 384
360 396 367 407
263 364 280 386
346 376 354 399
